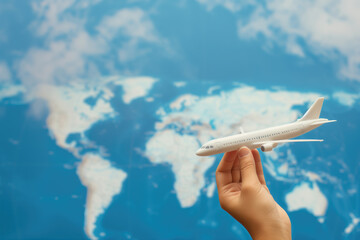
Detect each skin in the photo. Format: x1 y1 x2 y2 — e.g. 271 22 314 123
215 147 291 240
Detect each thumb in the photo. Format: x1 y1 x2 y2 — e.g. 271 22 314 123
238 147 259 185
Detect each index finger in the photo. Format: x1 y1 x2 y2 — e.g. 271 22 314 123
216 150 237 189
252 149 266 185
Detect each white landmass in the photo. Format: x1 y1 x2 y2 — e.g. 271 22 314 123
77 154 127 240
2 78 354 235
146 84 324 208
169 94 199 110
112 76 158 104
30 76 157 239
344 213 360 234
264 146 299 182
146 129 215 207
285 182 328 222
0 84 26 101
206 182 216 198
33 76 158 152
35 84 115 153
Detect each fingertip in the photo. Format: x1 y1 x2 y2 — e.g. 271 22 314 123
238 146 258 184
216 151 238 188
252 148 266 185
216 150 237 173
237 146 251 159
251 148 259 155
251 149 260 160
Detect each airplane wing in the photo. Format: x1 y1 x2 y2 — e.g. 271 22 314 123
255 139 324 145
255 139 324 152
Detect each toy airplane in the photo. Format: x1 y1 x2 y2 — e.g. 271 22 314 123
196 97 336 156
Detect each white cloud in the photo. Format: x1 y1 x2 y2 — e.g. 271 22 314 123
17 1 166 87
18 0 105 86
196 0 252 12
0 61 11 82
31 0 102 38
333 91 360 107
96 8 168 63
97 8 159 43
174 81 186 88
117 40 149 62
31 0 82 38
237 0 360 81
17 32 107 86
198 0 360 81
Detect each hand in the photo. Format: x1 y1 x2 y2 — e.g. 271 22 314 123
216 147 291 240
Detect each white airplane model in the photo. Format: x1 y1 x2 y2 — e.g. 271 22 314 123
196 97 336 156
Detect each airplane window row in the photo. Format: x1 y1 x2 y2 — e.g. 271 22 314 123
223 127 299 146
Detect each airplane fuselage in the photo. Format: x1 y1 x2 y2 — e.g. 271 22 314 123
196 119 328 156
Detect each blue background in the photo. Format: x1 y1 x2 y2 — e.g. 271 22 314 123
0 1 359 239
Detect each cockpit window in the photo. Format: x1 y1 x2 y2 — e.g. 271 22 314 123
201 145 214 149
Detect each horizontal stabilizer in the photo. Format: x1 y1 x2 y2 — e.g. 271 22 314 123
310 119 337 126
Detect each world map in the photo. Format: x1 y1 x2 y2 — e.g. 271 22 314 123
0 1 360 239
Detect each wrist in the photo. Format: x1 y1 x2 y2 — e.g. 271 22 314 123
247 221 291 240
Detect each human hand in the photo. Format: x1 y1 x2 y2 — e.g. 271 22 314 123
216 147 291 240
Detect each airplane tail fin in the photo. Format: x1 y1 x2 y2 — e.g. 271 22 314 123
298 97 324 122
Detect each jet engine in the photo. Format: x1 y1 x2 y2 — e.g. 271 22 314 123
260 143 278 152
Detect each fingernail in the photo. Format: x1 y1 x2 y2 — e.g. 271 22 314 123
238 147 250 158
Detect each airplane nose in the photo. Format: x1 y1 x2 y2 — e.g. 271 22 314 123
196 149 202 156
